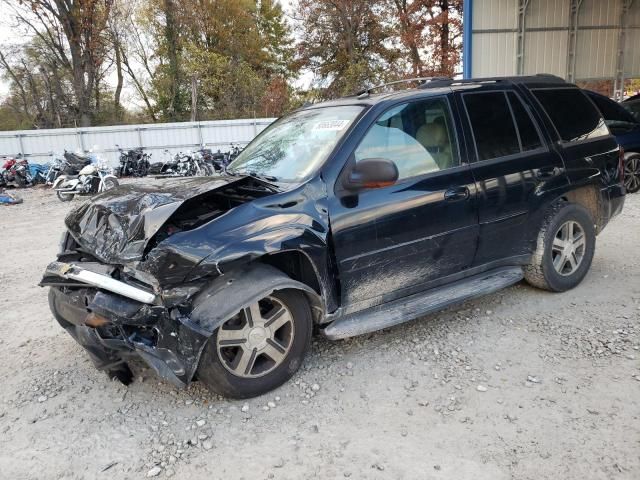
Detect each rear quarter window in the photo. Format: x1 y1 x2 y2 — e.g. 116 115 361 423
532 88 609 142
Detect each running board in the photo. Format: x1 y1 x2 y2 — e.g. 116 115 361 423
322 266 523 340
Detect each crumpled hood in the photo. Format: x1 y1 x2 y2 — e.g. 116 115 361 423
65 176 239 264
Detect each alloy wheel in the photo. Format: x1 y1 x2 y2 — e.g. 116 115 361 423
624 156 640 193
216 296 295 378
551 220 586 276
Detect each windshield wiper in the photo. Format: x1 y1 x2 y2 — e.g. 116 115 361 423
248 171 279 182
228 170 281 191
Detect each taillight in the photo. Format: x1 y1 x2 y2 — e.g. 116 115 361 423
619 147 625 187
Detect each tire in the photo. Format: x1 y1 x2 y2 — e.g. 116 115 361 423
197 289 312 399
624 153 640 194
56 191 74 202
524 202 596 292
103 178 119 191
201 163 215 176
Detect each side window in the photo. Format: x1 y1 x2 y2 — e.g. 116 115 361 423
354 97 459 181
463 92 520 161
532 88 609 142
507 92 543 151
624 100 640 121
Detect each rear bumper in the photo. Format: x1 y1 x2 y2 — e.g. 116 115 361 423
48 286 208 387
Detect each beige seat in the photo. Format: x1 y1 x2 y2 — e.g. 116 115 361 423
415 120 453 170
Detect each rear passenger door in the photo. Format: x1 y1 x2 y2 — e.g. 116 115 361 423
458 89 568 266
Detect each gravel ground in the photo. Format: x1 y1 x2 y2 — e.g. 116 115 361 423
0 185 639 480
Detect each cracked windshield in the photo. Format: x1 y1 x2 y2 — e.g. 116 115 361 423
227 105 364 182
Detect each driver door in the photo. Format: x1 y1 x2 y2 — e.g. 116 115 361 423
328 97 479 311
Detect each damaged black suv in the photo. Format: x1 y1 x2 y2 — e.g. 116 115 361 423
42 75 625 398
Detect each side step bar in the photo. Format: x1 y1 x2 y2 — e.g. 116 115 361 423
322 266 523 340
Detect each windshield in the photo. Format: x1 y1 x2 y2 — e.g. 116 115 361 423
227 105 364 182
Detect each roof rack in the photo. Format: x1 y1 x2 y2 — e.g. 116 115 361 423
355 77 453 98
417 73 567 89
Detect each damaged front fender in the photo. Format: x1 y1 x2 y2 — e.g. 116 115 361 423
189 263 323 335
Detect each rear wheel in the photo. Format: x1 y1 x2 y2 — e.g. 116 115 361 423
624 153 640 194
524 202 596 292
197 289 312 398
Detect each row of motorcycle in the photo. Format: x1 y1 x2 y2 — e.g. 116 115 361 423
0 144 243 202
116 144 243 178
0 151 119 202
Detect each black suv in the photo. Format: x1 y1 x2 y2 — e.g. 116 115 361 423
41 75 625 398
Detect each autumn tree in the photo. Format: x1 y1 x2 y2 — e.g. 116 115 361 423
390 0 463 78
1 0 114 127
295 0 401 99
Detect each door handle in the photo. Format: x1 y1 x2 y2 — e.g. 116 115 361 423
444 186 470 201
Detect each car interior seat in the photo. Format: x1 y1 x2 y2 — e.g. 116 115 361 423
415 117 453 170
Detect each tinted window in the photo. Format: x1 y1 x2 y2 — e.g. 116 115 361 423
532 88 609 142
622 99 640 122
355 97 459 180
588 92 637 124
464 92 520 161
507 92 543 151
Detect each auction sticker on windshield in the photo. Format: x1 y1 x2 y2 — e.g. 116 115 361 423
313 119 351 131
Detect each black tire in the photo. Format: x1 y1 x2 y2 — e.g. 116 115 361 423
524 202 596 292
624 153 640 194
56 191 74 202
197 289 312 399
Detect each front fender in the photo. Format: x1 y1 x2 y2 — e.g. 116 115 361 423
188 263 322 334
52 176 70 189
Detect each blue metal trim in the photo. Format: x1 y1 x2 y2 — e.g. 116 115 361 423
463 0 473 78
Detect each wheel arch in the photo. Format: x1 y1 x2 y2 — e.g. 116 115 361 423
189 263 325 338
559 184 606 233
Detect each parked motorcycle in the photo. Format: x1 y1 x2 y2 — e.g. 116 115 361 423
45 151 94 185
116 145 150 177
52 163 119 202
1 156 33 188
149 149 180 176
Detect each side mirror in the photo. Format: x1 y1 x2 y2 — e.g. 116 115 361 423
342 158 399 191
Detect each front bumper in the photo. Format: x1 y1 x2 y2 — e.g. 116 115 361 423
47 283 208 388
44 261 157 304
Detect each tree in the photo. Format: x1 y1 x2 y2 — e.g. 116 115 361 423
390 0 462 77
142 0 296 121
2 0 114 127
295 0 401 99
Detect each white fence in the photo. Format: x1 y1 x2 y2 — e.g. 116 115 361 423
0 118 276 166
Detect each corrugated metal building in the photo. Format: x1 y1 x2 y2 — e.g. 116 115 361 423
463 0 640 98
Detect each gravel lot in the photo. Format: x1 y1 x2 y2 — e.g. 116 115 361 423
0 185 639 480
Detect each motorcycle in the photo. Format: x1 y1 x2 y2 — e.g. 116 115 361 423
189 151 215 176
52 162 119 202
1 156 33 188
45 150 94 185
116 145 150 177
149 149 180 176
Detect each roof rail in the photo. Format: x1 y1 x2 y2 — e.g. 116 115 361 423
418 73 567 90
355 77 453 98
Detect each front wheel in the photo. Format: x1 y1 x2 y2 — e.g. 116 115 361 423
56 191 75 202
197 289 312 399
102 177 119 192
524 202 596 292
624 153 640 194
